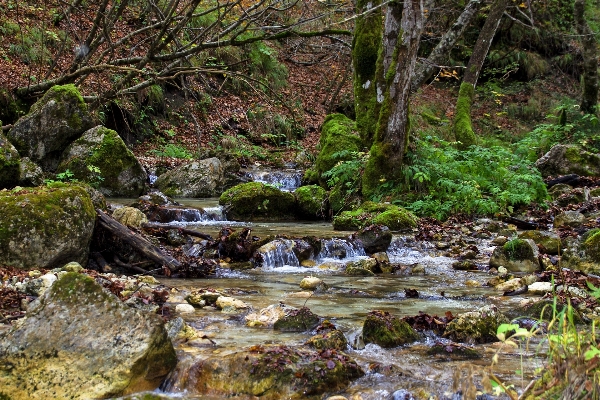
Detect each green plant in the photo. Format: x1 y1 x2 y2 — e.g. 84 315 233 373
86 164 104 188
149 143 193 159
44 169 76 185
321 150 366 193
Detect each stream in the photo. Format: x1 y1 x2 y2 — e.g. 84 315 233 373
111 192 548 399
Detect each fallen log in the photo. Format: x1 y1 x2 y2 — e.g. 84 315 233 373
96 209 182 272
545 174 580 188
500 216 541 230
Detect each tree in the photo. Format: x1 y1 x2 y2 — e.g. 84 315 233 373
574 0 598 114
361 0 424 198
453 0 509 148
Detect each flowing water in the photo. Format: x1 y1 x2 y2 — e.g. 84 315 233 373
110 197 548 399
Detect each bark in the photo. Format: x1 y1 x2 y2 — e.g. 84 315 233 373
352 0 382 147
453 0 508 148
411 0 484 91
96 209 182 272
574 0 599 115
362 0 424 197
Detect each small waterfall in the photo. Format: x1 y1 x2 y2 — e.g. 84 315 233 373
256 239 300 269
317 238 366 260
243 168 303 192
146 205 226 224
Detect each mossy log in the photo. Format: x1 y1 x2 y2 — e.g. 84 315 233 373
96 209 182 272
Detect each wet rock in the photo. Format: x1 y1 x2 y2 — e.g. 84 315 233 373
489 238 541 273
372 252 392 273
535 144 600 177
215 296 250 312
528 281 554 295
356 224 393 253
0 184 96 269
553 210 585 228
306 321 348 350
491 235 508 246
427 341 481 360
294 184 328 219
362 310 418 348
184 344 364 398
495 277 525 292
254 238 299 268
452 260 477 271
165 317 198 342
292 238 316 262
0 272 176 399
6 84 94 171
155 158 234 198
444 305 509 344
300 276 327 291
273 306 320 332
57 125 147 197
333 201 418 231
175 303 196 313
219 181 296 221
17 156 44 187
345 258 377 276
246 303 289 327
113 206 148 228
518 230 561 254
0 131 21 189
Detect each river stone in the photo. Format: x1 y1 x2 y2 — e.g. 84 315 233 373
0 130 20 189
299 276 325 290
246 303 289 327
219 181 296 221
23 272 57 296
528 281 554 295
489 238 541 273
175 303 196 313
346 258 378 275
6 84 94 172
535 144 600 177
306 321 348 350
362 310 418 348
215 296 250 312
294 184 328 219
273 306 320 332
185 343 363 398
495 277 525 292
518 230 561 254
356 224 393 253
113 206 149 228
553 210 585 228
444 305 509 344
57 125 147 197
18 156 44 187
0 273 176 399
155 157 230 198
0 184 96 269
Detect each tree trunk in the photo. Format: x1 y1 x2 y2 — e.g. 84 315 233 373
362 0 424 198
411 0 484 91
353 0 382 148
453 0 508 148
574 0 598 115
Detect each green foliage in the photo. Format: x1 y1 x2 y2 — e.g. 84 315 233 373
149 143 193 159
322 150 366 191
397 136 548 220
246 105 303 146
45 169 76 185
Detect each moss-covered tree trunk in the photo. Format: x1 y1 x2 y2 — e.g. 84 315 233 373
574 0 598 115
411 0 484 91
353 0 382 148
362 0 424 198
452 0 508 148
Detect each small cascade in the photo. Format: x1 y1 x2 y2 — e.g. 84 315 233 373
144 205 226 225
256 239 300 269
243 168 303 192
317 238 366 260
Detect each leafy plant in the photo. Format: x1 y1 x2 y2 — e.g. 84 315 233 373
149 143 194 159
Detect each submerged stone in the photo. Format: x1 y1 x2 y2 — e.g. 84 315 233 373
362 310 418 348
273 306 320 332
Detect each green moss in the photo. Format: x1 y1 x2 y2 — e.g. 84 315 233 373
372 209 418 230
0 133 20 189
0 392 12 400
30 84 87 130
295 185 328 219
50 272 109 305
453 82 476 149
332 202 417 231
584 230 600 262
274 307 320 332
361 141 393 198
219 182 296 221
503 239 535 260
362 310 418 348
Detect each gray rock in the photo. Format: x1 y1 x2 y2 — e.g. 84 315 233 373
535 144 600 177
57 125 147 197
6 84 93 171
18 156 44 186
444 305 509 344
0 131 20 188
519 230 561 254
0 184 96 269
155 157 230 198
554 211 585 228
356 224 393 253
489 238 540 273
0 273 176 399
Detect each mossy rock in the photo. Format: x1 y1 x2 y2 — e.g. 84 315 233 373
306 321 348 350
583 229 600 262
219 182 296 221
273 307 320 332
444 305 509 344
294 185 328 219
0 131 20 189
0 184 96 269
362 310 418 348
518 230 561 255
332 201 417 231
489 238 541 273
7 84 93 172
314 114 363 184
535 144 600 177
328 183 361 214
57 125 147 197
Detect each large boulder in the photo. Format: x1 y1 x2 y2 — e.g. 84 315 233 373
294 184 328 219
356 224 393 253
6 84 93 171
0 131 20 188
57 125 147 197
518 230 561 254
489 238 541 273
219 182 296 221
0 272 176 399
0 184 96 269
535 144 600 177
155 157 231 198
18 156 44 187
179 344 363 398
333 201 418 231
561 229 600 274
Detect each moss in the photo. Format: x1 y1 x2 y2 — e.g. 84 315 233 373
332 202 417 231
453 82 477 149
273 307 320 332
219 182 296 221
30 84 87 130
503 239 535 260
0 133 20 189
372 208 418 230
362 310 418 348
584 230 600 262
50 272 110 305
361 141 393 198
295 185 328 219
